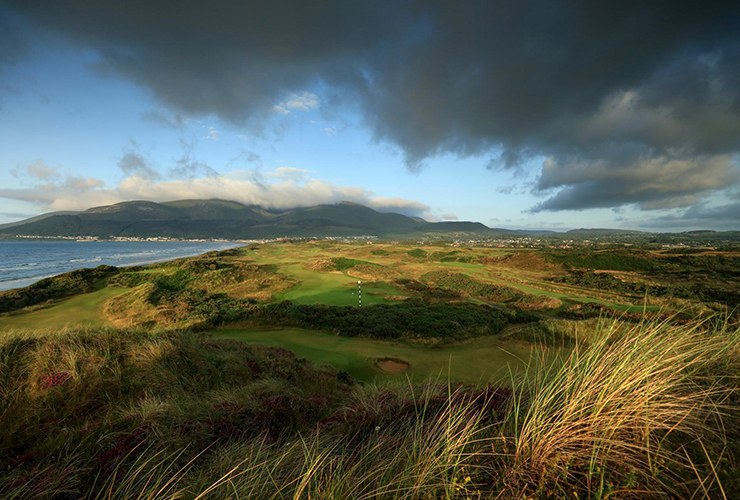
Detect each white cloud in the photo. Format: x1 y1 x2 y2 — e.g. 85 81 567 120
323 127 337 136
0 168 431 218
63 176 105 190
285 91 318 111
440 213 458 220
12 159 59 180
273 91 319 115
202 126 221 140
365 196 431 218
263 167 311 182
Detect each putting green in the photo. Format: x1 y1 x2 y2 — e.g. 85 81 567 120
277 264 406 306
0 286 126 333
212 327 541 384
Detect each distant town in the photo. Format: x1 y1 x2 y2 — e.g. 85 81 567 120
8 232 738 251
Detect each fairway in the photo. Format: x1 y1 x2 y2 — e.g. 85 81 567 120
496 278 662 312
212 326 540 384
277 263 406 305
0 287 126 332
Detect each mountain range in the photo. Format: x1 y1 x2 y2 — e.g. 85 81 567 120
1 199 738 242
0 200 530 240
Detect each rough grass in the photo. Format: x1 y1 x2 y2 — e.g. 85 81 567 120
0 315 737 498
507 314 740 497
0 286 127 332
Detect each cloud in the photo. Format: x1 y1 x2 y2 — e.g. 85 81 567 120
3 1 740 212
9 160 104 193
263 167 310 182
271 91 319 116
202 126 221 140
284 91 318 112
0 170 431 218
118 151 160 180
364 197 430 217
440 213 458 220
63 176 104 190
0 211 35 221
12 159 59 180
228 149 263 169
169 139 220 179
141 110 185 129
0 9 29 75
632 201 740 231
531 153 739 212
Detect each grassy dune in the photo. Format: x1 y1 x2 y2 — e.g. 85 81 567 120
0 316 737 498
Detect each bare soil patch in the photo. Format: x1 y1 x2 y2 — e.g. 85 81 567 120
375 357 410 373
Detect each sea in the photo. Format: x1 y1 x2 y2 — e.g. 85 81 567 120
0 240 244 291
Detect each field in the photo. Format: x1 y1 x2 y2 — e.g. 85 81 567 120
0 286 127 331
1 241 736 378
212 327 538 383
1 241 739 498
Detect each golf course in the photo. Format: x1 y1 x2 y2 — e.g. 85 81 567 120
0 241 732 384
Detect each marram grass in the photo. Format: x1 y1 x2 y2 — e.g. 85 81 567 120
0 315 738 499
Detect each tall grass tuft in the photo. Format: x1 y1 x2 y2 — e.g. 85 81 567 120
192 381 500 499
0 316 737 498
507 314 739 498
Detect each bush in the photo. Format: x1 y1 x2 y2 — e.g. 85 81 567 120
0 265 118 313
249 301 537 340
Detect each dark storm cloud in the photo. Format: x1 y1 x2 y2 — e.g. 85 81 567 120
2 0 740 212
631 201 740 231
0 10 28 74
530 152 740 212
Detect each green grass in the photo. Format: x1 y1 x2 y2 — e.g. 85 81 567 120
434 261 489 278
0 286 126 332
1 316 736 499
496 278 662 312
277 264 406 306
211 326 537 384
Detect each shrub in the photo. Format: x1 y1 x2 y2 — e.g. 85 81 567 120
0 265 118 313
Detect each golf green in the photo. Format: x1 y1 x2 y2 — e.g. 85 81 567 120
277 264 406 306
212 326 541 384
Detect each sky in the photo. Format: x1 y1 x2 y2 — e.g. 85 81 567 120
0 1 739 232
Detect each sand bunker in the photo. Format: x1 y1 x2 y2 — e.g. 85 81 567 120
375 357 410 373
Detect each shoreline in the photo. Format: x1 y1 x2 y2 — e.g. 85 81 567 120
0 240 246 292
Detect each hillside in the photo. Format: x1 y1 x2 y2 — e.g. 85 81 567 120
4 200 740 242
0 199 503 240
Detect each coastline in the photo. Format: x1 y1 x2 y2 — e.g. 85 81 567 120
0 240 246 291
